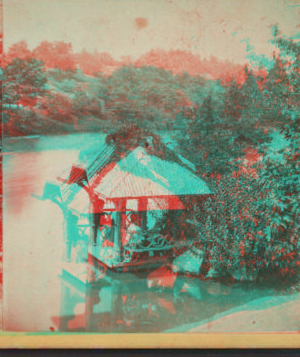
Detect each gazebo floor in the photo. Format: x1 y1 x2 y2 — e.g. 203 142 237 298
88 246 173 272
58 239 195 289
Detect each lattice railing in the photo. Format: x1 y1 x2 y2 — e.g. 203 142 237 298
121 229 176 263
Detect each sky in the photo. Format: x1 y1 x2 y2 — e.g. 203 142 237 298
3 0 300 64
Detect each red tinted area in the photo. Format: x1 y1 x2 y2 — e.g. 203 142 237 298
134 17 148 30
147 266 177 289
158 298 176 314
102 239 114 247
68 314 85 330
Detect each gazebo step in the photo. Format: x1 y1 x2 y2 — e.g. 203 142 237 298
88 246 118 268
59 262 90 291
59 261 111 288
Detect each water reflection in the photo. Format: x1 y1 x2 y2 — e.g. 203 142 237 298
52 260 289 333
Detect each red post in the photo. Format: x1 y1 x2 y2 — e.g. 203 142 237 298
113 198 127 262
88 192 105 246
169 197 179 240
138 197 148 231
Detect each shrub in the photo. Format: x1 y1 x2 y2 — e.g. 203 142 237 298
194 170 270 277
191 158 300 280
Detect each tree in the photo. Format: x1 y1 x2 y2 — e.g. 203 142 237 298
237 66 268 146
32 41 55 69
4 40 32 65
52 41 76 71
33 41 76 78
37 92 77 128
3 58 47 105
72 90 105 119
194 171 268 278
255 26 300 275
177 95 243 179
222 78 245 122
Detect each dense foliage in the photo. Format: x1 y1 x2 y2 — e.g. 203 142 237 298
188 26 300 280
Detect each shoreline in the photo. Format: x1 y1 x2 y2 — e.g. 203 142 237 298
165 291 300 333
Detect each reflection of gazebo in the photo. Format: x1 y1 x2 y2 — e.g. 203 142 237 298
39 141 211 270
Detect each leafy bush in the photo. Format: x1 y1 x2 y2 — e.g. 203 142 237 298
193 170 268 276
257 114 300 275
192 160 300 279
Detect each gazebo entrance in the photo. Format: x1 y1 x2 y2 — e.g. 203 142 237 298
88 195 184 270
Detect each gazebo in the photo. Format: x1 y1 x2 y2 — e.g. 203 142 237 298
35 139 211 272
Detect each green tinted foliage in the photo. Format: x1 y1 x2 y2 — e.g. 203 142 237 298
194 171 268 274
3 58 47 104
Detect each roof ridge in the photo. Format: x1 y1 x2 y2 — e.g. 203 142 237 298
105 147 148 198
89 151 120 191
88 144 115 180
134 147 172 186
146 143 197 174
138 146 195 184
60 144 115 205
101 146 199 199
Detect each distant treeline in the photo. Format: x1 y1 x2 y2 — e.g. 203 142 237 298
0 28 297 160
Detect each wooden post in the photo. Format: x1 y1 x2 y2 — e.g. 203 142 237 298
111 283 124 331
85 287 100 332
138 197 148 231
114 210 122 262
169 197 179 240
62 217 72 262
113 198 127 262
89 213 101 246
59 282 71 331
172 209 179 240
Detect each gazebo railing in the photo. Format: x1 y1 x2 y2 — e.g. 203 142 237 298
120 228 175 263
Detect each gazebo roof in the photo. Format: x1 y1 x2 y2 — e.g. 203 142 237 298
57 144 211 213
93 147 210 199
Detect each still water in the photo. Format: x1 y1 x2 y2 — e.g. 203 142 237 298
2 132 299 332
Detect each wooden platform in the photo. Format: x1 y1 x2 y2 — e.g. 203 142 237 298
59 261 112 289
88 245 173 272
